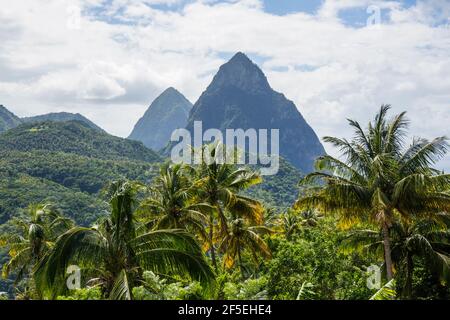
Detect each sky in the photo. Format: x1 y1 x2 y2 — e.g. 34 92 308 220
0 0 449 170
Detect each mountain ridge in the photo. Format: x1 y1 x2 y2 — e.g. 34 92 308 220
22 112 104 132
0 120 162 163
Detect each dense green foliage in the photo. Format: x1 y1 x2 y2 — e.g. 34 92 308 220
0 172 106 225
246 157 302 209
264 217 373 300
0 121 161 162
296 106 450 298
0 121 162 225
0 107 448 300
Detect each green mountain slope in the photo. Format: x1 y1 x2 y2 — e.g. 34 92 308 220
0 121 162 162
0 172 107 225
22 112 104 132
0 121 162 225
246 157 303 210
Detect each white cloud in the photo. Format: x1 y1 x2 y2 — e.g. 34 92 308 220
0 0 448 169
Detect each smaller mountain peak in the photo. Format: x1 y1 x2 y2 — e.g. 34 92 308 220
162 87 179 94
155 87 192 106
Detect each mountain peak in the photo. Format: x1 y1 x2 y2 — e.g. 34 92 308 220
209 52 271 94
229 52 252 64
129 88 193 150
184 53 326 173
161 87 181 96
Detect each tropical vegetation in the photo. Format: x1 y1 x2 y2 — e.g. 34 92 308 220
0 106 449 300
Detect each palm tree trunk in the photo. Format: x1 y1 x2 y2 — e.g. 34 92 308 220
216 204 229 236
382 221 394 280
237 244 244 280
404 253 413 299
209 214 217 271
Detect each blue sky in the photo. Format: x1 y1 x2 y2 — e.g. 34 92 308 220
89 0 421 25
262 0 324 15
262 0 417 15
0 0 449 170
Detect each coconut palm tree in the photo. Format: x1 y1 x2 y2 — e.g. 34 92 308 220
1 203 73 284
137 163 210 245
342 212 450 298
299 210 323 228
296 105 450 280
195 143 264 270
281 209 301 241
218 218 271 278
33 180 215 300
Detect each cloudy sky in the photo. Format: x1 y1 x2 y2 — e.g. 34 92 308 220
0 0 449 169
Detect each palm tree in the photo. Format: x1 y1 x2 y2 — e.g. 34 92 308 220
195 143 264 270
342 213 450 298
299 210 323 228
218 218 271 278
281 209 301 241
137 163 210 245
1 204 73 284
296 105 450 280
33 180 215 299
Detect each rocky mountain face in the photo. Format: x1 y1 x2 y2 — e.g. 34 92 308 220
129 87 192 151
184 52 325 173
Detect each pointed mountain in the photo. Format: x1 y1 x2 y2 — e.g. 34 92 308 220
129 87 193 151
22 112 104 132
185 52 325 173
0 105 22 133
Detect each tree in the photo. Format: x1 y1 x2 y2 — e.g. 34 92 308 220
195 143 264 270
1 204 73 285
33 180 215 299
138 163 210 244
281 209 301 241
218 218 271 278
299 210 323 228
342 212 450 298
296 105 450 280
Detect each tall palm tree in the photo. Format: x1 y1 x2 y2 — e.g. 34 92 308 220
218 218 271 278
342 213 450 298
1 204 73 284
296 105 450 280
33 180 215 300
196 143 264 270
137 163 210 245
